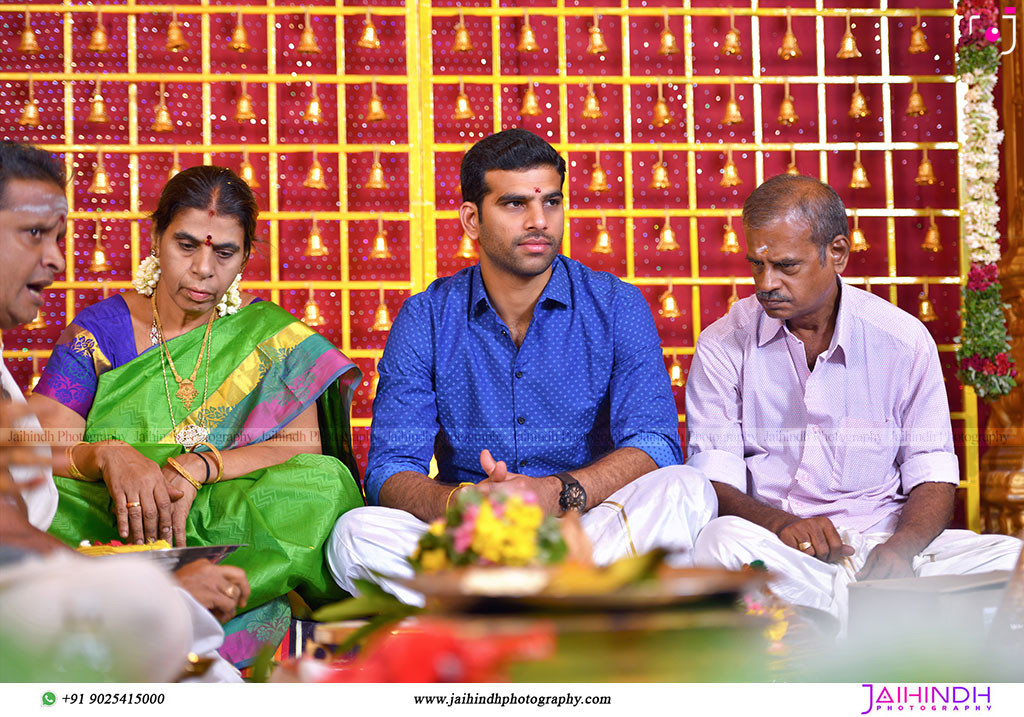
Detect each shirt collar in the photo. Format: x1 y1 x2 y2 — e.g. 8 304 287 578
470 256 571 318
757 276 849 361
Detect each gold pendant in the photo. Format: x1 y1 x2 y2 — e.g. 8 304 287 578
176 381 198 410
176 424 209 450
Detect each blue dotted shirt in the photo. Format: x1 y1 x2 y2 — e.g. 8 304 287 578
365 255 683 505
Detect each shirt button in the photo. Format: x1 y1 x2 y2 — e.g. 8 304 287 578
517 416 525 425
515 370 523 379
520 459 527 467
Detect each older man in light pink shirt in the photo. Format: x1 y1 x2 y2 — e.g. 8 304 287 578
687 174 1021 626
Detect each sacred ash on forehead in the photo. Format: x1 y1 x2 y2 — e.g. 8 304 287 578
12 195 69 217
755 244 768 255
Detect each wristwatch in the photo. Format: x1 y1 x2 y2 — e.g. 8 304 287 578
553 472 587 514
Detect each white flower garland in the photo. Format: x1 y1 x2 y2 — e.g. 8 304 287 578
131 255 243 317
959 69 1004 265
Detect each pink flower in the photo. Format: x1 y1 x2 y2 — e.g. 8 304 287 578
983 360 996 375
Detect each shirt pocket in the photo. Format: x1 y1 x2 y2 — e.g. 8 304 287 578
833 416 898 492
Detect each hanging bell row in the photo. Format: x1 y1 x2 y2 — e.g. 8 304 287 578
656 216 679 252
836 12 862 59
19 78 41 127
849 148 871 189
721 81 743 126
658 285 681 319
303 287 325 327
848 211 869 252
721 149 742 188
591 216 613 255
649 152 670 190
88 151 114 195
303 150 328 189
372 287 393 332
89 220 112 273
777 80 798 126
723 10 741 56
588 152 610 193
652 82 673 128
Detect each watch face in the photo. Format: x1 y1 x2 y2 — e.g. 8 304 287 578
560 483 587 512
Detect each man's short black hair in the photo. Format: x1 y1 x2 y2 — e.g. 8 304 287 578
741 174 849 264
0 141 66 210
460 129 566 214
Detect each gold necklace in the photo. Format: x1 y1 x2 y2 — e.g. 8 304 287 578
158 330 212 448
151 292 215 410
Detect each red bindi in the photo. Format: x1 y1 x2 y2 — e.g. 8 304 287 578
534 187 541 193
208 209 216 217
205 235 213 246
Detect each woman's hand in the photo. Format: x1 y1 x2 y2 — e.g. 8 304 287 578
160 454 207 547
92 441 183 545
173 559 250 622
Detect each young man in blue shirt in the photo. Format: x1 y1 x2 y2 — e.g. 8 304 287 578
327 130 716 603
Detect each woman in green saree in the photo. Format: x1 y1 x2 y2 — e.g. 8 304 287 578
29 166 364 614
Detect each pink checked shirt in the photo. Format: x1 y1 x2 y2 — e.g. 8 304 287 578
685 281 959 534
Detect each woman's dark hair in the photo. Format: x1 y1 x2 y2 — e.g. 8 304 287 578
460 129 566 214
151 165 259 258
742 174 849 264
0 141 66 209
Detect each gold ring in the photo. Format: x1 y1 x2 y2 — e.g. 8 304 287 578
126 501 142 509
223 585 239 598
797 541 813 552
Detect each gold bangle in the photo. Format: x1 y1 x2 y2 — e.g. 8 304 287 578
191 442 224 484
445 481 475 513
167 456 203 491
65 441 95 481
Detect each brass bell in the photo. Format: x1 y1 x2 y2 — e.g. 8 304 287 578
906 81 928 116
657 216 680 251
88 81 110 124
228 12 250 52
658 285 681 319
368 360 380 400
366 150 388 190
588 153 609 193
454 80 475 120
89 220 111 273
19 79 41 127
357 10 380 50
28 358 42 395
303 288 325 327
372 288 393 332
660 11 680 55
88 152 113 195
367 81 387 122
652 82 673 128
849 79 870 119
303 81 323 123
918 282 938 323
777 80 798 126
304 218 328 257
721 149 742 188
152 84 173 132
668 354 685 388
166 11 189 52
721 216 741 254
24 309 47 331
239 151 259 188
915 148 936 186
454 233 478 260
303 151 328 190
235 81 256 122
850 149 870 189
909 13 929 54
168 149 182 180
19 12 41 54
722 81 743 125
650 153 670 190
722 10 741 56
591 216 613 255
587 14 609 54
779 9 801 60
921 214 942 252
786 147 802 176
582 84 603 119
837 12 862 59
369 218 392 259
727 277 741 310
849 212 869 252
298 11 321 54
452 10 472 52
520 81 541 117
518 12 539 53
89 12 109 52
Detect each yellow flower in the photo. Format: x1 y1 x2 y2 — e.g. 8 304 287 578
420 548 448 572
428 520 445 537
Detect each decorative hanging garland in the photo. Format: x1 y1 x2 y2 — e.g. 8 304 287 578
955 0 1017 398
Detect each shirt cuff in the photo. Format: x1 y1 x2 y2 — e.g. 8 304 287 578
365 461 429 506
618 432 683 469
899 451 960 494
686 449 747 493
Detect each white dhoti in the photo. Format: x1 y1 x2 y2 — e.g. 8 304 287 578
327 465 718 606
0 552 241 682
693 515 1023 632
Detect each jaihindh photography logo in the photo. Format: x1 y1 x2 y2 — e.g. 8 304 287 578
860 685 993 713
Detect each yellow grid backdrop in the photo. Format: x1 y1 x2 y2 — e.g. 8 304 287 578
1 0 980 529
